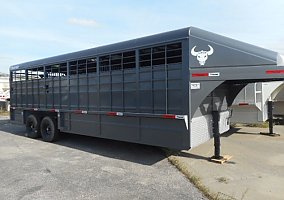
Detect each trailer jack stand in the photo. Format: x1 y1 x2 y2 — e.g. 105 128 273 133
260 101 280 137
209 111 232 164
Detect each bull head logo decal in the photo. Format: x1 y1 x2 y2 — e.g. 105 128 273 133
191 45 214 66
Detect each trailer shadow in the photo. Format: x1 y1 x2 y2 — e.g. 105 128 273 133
221 127 241 137
174 151 210 161
0 120 165 166
226 126 273 136
234 131 276 136
57 133 165 166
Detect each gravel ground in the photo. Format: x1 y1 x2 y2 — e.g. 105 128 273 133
0 117 206 200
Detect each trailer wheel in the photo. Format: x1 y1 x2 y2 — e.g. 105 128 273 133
25 115 40 138
40 116 59 142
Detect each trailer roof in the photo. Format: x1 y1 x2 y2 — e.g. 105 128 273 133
10 27 190 70
10 27 279 71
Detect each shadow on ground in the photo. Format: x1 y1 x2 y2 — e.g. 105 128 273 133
221 127 241 137
0 119 165 166
228 126 275 136
176 151 209 161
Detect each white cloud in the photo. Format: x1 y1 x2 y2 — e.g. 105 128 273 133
68 18 98 27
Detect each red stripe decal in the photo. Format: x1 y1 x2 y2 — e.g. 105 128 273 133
192 73 209 77
107 112 117 116
266 70 284 74
239 103 249 106
162 114 176 119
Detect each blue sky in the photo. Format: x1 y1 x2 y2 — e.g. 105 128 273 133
0 0 284 73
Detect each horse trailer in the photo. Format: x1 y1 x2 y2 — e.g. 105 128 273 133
9 27 284 150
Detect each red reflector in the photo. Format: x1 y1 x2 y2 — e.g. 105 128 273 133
74 110 82 114
192 73 209 77
162 114 176 119
239 103 249 106
107 112 117 116
266 70 284 74
49 109 59 112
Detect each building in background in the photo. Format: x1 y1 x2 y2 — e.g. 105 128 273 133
231 81 284 123
0 73 10 110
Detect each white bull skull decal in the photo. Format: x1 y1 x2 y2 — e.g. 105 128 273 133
191 45 214 65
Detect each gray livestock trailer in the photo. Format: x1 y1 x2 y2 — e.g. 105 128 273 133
9 27 284 150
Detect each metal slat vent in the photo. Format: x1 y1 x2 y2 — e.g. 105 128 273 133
139 42 182 68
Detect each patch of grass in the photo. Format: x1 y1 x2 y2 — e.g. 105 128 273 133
216 177 229 184
215 192 237 200
0 110 9 116
164 149 236 200
245 122 269 128
231 122 269 128
241 188 249 200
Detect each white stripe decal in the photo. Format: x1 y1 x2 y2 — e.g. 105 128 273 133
209 72 220 77
191 83 200 90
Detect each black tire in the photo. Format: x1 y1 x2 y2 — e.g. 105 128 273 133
25 115 40 138
40 116 59 142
